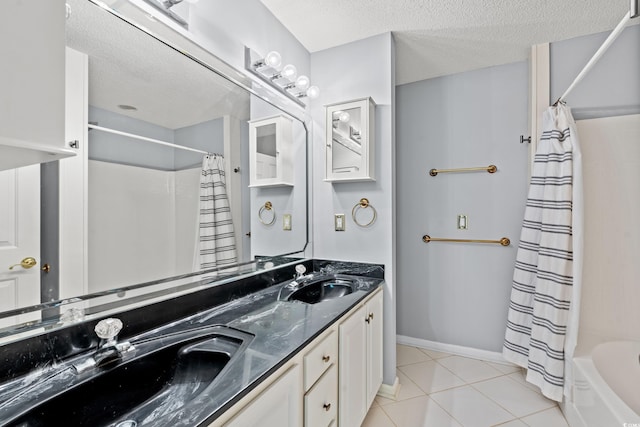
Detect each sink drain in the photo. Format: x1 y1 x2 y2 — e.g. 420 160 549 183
115 421 137 427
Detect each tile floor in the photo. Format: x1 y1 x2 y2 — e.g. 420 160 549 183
363 344 570 427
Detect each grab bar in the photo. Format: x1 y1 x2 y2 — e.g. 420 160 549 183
422 235 510 246
429 164 497 177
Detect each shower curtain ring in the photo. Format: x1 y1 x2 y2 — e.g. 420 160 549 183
258 201 276 226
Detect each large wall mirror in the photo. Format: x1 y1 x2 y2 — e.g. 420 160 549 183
0 0 308 338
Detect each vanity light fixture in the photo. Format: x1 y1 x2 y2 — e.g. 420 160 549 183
140 0 192 28
253 50 282 69
245 47 320 107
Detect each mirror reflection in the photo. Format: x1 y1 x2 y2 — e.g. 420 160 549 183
332 107 362 174
0 0 308 334
255 123 278 179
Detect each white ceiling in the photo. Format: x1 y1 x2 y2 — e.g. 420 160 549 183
260 0 638 85
66 0 249 130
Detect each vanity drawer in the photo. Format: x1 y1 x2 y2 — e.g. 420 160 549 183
304 364 337 427
304 330 337 391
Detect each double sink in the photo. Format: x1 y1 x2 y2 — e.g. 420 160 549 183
1 273 363 426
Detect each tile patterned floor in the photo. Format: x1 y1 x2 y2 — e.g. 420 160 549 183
363 344 570 427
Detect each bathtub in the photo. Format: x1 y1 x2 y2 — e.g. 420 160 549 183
564 341 640 427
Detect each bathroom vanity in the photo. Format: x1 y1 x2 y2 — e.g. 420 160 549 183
0 259 384 427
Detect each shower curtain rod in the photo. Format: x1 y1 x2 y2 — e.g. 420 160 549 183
88 124 216 156
556 0 639 105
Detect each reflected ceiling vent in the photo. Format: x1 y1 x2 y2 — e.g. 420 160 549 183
118 104 138 111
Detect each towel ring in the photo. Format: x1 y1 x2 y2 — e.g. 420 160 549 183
258 201 276 226
352 198 377 227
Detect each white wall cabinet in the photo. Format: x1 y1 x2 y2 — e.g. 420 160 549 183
248 115 293 187
339 290 383 426
0 0 75 171
325 97 375 182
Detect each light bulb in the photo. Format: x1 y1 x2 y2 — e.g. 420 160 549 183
281 64 297 80
264 51 282 68
338 111 350 122
295 75 310 90
306 85 320 99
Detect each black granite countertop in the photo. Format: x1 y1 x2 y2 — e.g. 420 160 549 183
0 261 384 427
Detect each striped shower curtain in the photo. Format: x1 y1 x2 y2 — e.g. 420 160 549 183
503 104 583 402
197 154 237 270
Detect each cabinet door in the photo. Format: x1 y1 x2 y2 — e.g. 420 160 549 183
224 364 302 427
339 305 368 427
0 0 69 171
366 291 384 407
325 97 375 182
248 115 293 187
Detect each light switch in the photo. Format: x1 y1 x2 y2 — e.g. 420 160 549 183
457 214 468 230
335 214 345 231
283 214 292 231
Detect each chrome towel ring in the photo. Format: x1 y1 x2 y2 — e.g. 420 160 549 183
352 198 377 227
258 201 276 225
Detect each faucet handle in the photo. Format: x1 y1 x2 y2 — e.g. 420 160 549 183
295 264 306 277
95 318 123 340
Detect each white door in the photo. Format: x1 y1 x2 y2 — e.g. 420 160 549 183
0 165 41 328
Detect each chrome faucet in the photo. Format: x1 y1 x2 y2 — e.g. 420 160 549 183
73 318 135 373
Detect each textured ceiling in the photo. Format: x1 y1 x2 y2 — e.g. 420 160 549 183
260 0 638 85
66 0 248 130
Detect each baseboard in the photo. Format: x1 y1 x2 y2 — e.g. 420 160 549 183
376 376 400 400
396 335 516 366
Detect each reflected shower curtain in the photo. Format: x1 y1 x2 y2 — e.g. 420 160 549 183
196 154 237 270
503 104 583 402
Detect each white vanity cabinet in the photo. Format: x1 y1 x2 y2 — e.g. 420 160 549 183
325 97 376 182
339 289 383 427
0 0 75 171
303 331 338 427
223 364 302 427
249 115 294 187
214 287 383 427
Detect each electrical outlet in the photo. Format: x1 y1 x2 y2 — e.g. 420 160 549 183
283 214 292 231
335 214 346 231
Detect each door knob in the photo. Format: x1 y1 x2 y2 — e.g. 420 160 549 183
9 257 37 270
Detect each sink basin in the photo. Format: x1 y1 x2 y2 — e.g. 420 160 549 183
4 325 252 427
278 274 358 304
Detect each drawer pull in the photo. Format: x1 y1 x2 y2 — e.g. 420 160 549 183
322 355 331 363
365 313 373 323
323 403 332 412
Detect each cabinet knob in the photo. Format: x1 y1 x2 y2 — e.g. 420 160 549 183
322 355 330 363
365 313 374 323
369 312 374 320
323 403 331 412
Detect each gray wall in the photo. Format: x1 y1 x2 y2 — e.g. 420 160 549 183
551 24 640 119
88 106 224 170
89 107 175 170
174 119 224 169
395 23 640 354
310 33 397 385
396 61 529 352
